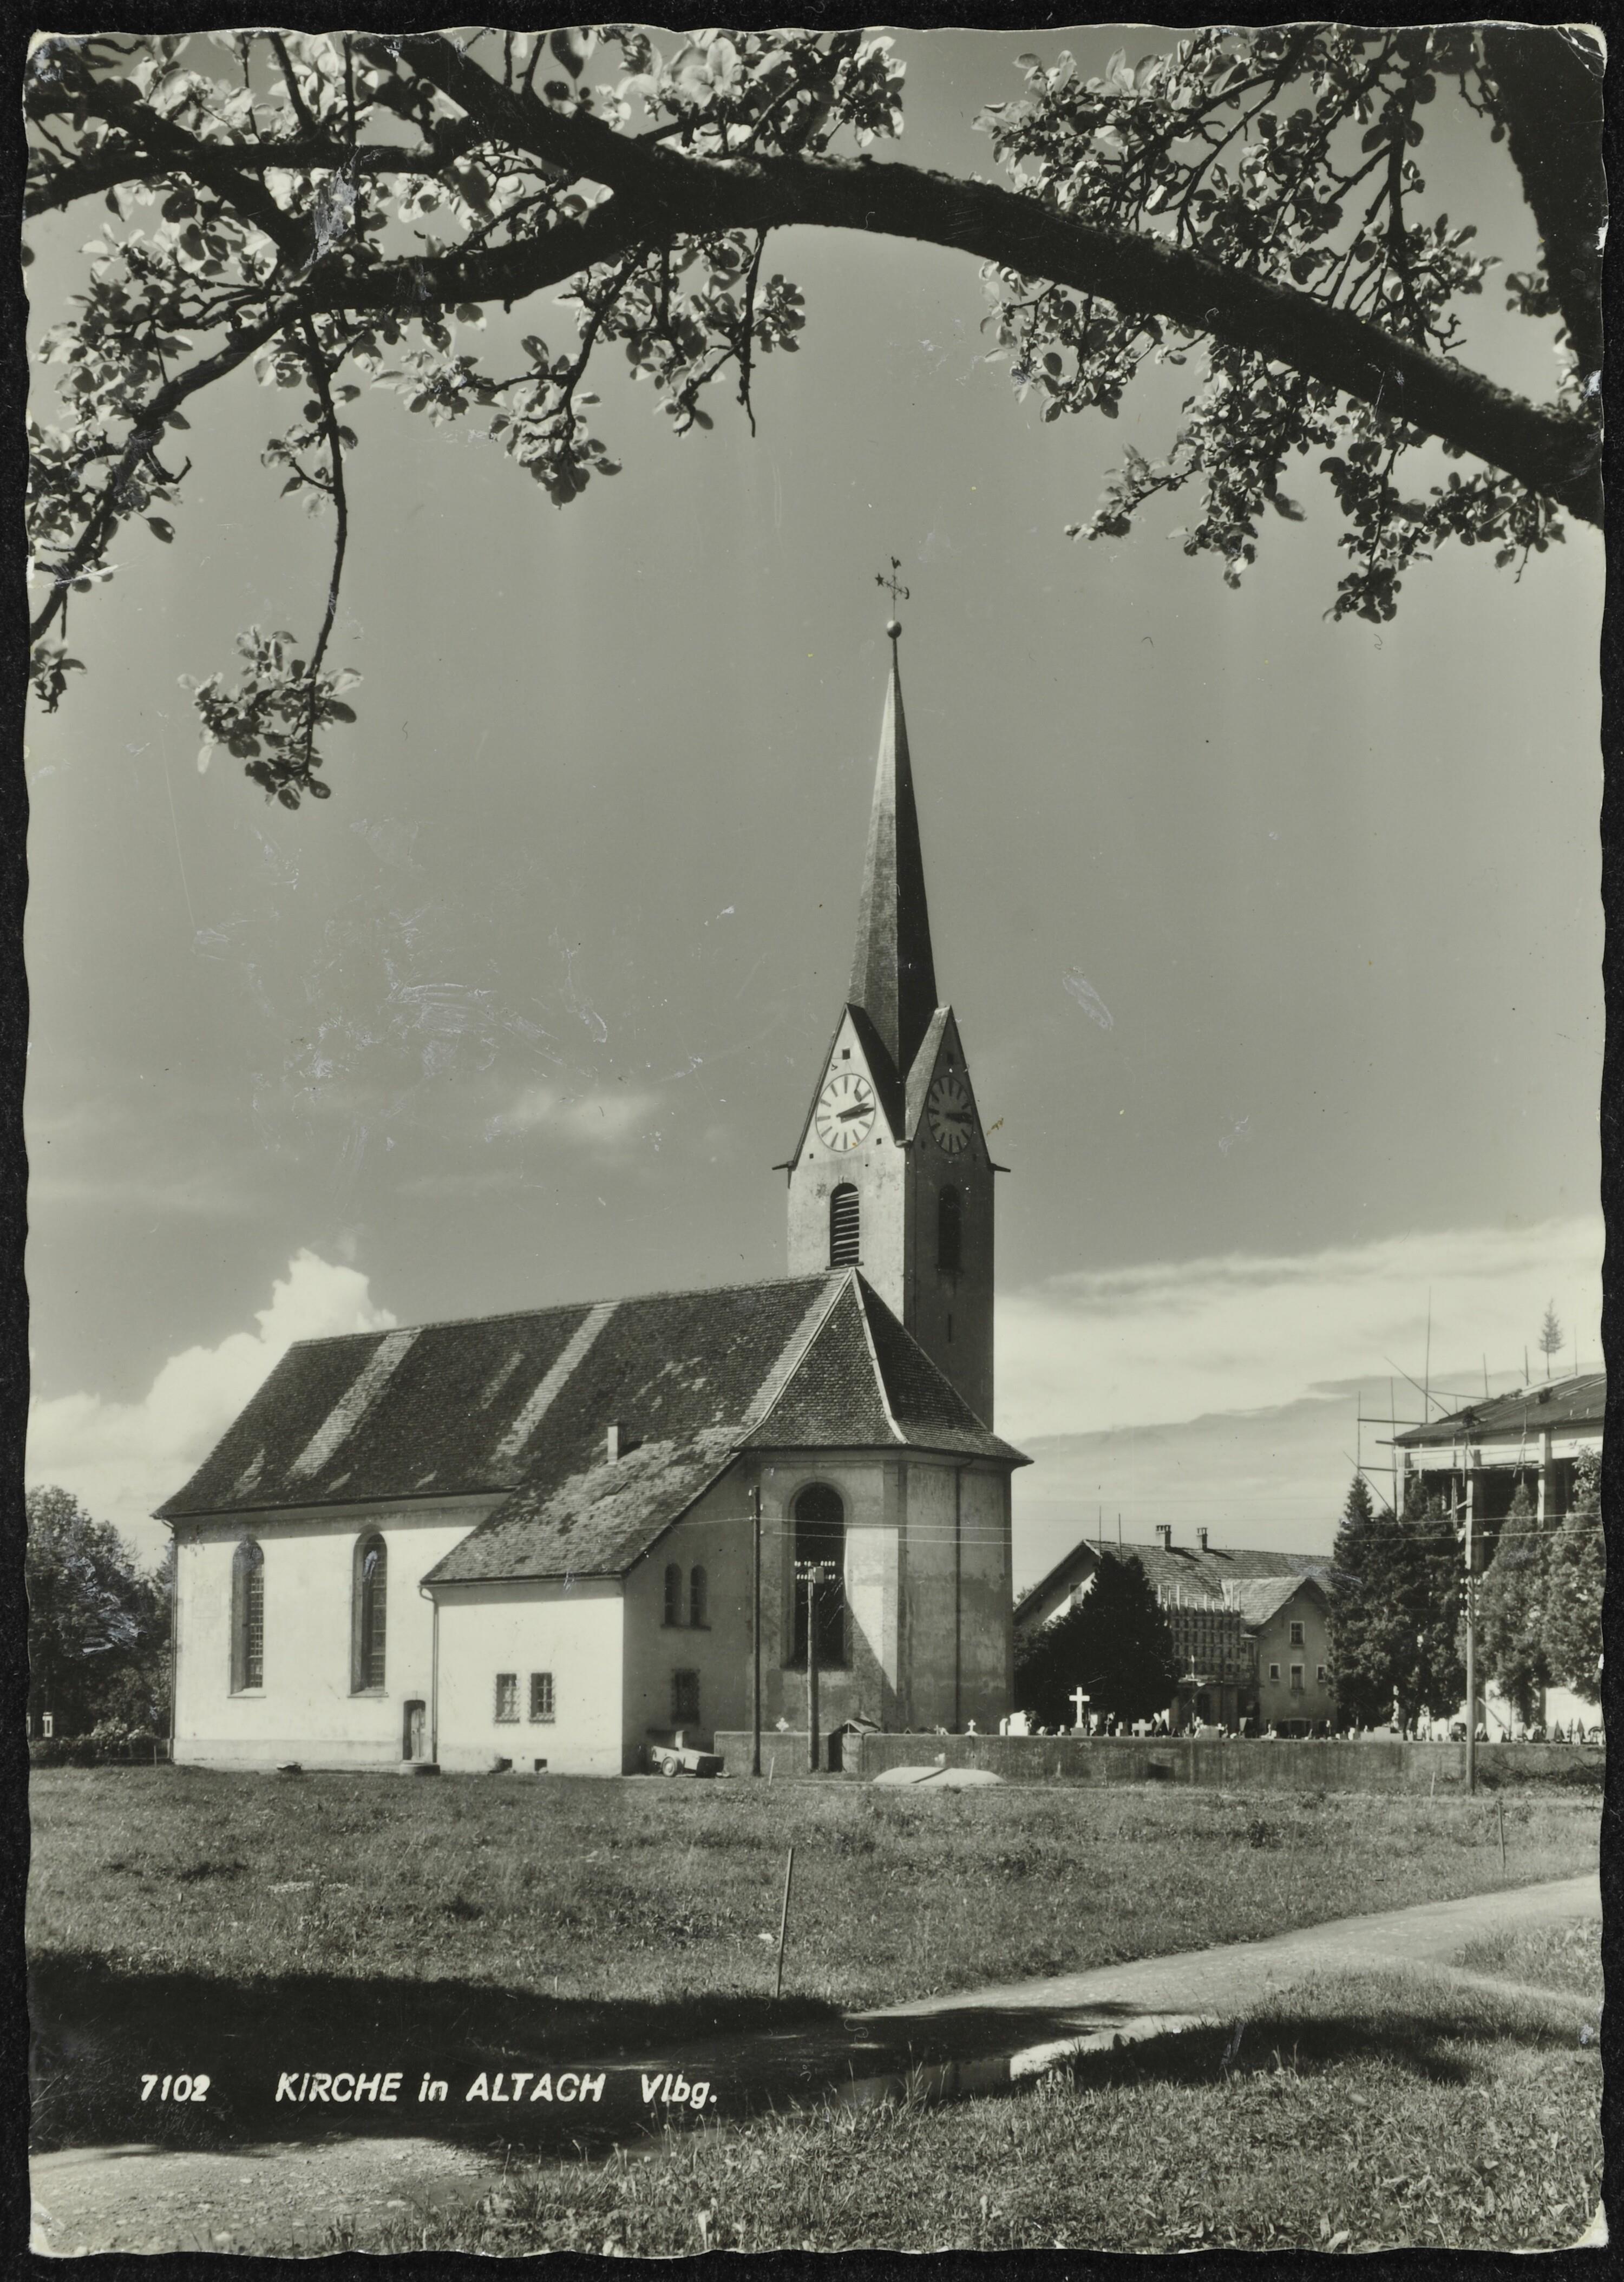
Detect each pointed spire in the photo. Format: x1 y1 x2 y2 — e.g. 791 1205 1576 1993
848 614 939 1081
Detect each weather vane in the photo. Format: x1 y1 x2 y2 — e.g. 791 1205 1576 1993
875 556 909 637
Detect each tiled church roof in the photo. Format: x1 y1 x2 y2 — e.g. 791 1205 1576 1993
158 1270 1024 1584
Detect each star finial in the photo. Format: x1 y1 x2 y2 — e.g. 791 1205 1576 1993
875 556 908 639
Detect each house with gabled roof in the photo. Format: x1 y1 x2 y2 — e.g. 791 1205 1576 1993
1014 1527 1340 1732
159 618 1028 1772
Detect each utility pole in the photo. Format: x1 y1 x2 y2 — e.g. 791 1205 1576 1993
751 1483 762 1778
805 1568 820 1775
1464 1480 1477 1796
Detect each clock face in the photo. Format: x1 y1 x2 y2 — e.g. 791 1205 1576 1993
927 1070 974 1155
815 1068 878 1152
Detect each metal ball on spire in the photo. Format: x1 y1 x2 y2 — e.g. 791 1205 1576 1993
886 618 902 640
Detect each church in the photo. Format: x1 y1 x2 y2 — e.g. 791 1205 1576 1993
158 618 1027 1773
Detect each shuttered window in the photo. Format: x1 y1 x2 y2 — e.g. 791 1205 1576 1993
938 1185 962 1273
829 1183 860 1265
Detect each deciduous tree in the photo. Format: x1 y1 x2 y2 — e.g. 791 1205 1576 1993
1472 1478 1549 1727
25 1487 171 1737
1542 1448 1603 1702
25 24 1603 804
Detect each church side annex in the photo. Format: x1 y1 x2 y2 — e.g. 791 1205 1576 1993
156 618 1029 1773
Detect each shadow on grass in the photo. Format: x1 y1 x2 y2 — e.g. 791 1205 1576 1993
29 1953 843 2159
32 1950 1584 2165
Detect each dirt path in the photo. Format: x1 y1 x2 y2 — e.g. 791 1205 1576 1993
31 1872 1600 2255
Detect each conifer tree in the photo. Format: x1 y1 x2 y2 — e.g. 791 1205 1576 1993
1014 1555 1182 1727
1330 1474 1405 1725
1539 1301 1565 1376
1411 1479 1466 1720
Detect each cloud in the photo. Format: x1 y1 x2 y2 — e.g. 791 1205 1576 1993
27 1250 396 1564
486 1082 662 1152
999 1216 1604 1446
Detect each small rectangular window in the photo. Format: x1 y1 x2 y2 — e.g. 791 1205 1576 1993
495 1672 519 1723
1317 1663 1328 1684
1289 1663 1304 1693
1288 1620 1305 1646
672 1669 700 1727
529 1672 555 1723
1268 1662 1281 1683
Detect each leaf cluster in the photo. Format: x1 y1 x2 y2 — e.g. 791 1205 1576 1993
23 24 1599 802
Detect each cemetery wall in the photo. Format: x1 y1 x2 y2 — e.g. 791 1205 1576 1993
834 1733 1603 1793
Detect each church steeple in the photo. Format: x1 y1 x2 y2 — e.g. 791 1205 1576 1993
847 617 938 1085
784 589 996 1426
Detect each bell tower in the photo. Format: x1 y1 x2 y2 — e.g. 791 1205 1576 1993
783 600 997 1425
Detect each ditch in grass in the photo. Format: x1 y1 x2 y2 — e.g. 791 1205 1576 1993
346 1957 1602 2256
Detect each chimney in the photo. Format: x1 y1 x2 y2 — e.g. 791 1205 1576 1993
1197 1527 1209 1552
1156 1524 1173 1551
606 1423 622 1463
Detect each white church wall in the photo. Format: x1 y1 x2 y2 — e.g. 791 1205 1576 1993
890 1459 1011 1730
433 1577 624 1776
955 1465 1014 1729
171 1500 492 1768
760 1453 899 1730
621 1471 754 1759
786 1012 909 1314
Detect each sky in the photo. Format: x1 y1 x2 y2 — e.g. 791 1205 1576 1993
25 28 1605 1575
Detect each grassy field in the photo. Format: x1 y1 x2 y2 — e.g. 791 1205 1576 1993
29 1767 1600 2155
29 1766 1601 2007
359 1927 1604 2255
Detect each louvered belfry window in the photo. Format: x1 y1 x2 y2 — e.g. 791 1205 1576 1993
829 1183 861 1266
938 1185 962 1274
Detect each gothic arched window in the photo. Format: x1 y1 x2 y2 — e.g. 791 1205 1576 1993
938 1185 962 1274
663 1562 682 1627
829 1183 861 1267
231 1538 264 1692
791 1484 847 1669
689 1565 708 1628
353 1533 388 1691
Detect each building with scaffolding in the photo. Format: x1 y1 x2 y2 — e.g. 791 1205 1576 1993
1389 1371 1605 1530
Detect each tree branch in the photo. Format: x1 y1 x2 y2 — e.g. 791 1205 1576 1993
30 310 290 646
1480 25 1606 382
296 314 349 780
392 35 1600 524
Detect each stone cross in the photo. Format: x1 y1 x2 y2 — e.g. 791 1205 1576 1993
1071 1688 1090 1729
